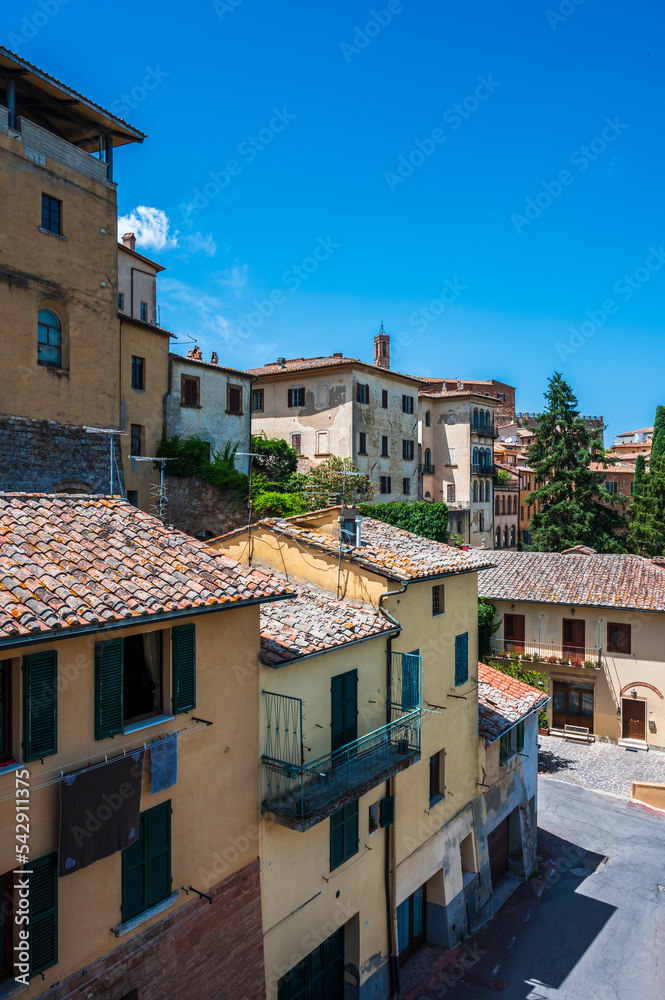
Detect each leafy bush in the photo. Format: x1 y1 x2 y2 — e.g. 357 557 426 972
252 491 306 518
251 433 298 482
157 434 249 495
358 500 449 543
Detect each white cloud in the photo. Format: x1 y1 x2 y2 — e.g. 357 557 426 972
183 232 217 257
217 263 249 296
117 205 178 251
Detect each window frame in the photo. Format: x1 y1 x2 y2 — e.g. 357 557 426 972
402 439 414 461
432 584 444 617
121 801 172 923
381 389 389 409
607 622 631 654
37 308 63 368
180 375 200 408
402 477 411 495
358 432 368 455
288 386 305 408
381 436 389 458
402 394 414 414
356 383 370 405
429 750 445 805
130 424 143 457
41 193 62 235
380 475 391 494
291 433 302 455
226 383 243 415
140 301 148 323
425 411 431 427
252 388 264 412
131 355 145 391
118 292 125 311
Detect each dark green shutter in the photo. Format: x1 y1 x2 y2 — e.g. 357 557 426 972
331 670 357 752
172 624 196 713
344 800 358 860
330 808 345 870
24 650 57 761
380 795 394 828
95 639 124 740
455 633 469 686
122 812 147 922
517 721 525 752
147 800 171 907
401 651 420 711
499 733 508 766
28 853 58 978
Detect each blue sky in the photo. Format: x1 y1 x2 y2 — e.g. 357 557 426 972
7 0 664 438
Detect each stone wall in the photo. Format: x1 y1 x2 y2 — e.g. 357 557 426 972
165 474 248 538
0 414 125 494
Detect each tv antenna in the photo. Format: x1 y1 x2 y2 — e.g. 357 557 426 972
83 427 126 496
132 457 178 521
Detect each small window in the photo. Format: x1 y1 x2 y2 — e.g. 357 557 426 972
381 436 389 457
252 389 264 412
605 480 618 494
227 384 242 414
381 389 388 409
402 394 414 414
131 356 145 390
369 801 380 836
140 301 148 322
357 383 370 404
0 660 13 765
520 506 524 521
423 449 433 473
41 193 61 234
429 750 445 804
122 801 172 922
402 477 411 495
432 584 444 617
118 292 125 311
425 411 431 427
37 308 62 367
447 484 455 502
291 433 302 454
358 432 368 455
607 622 631 654
288 387 305 408
499 727 518 766
479 511 485 532
402 439 414 461
181 375 200 407
455 633 468 686
130 424 143 456
380 476 391 494
127 490 139 507
330 800 359 870
316 430 329 455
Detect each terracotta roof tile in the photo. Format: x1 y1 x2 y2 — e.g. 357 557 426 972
0 494 293 641
247 355 422 384
478 662 549 741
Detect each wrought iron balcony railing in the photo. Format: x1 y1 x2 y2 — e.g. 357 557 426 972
471 463 496 476
490 638 604 668
419 463 436 475
262 712 421 831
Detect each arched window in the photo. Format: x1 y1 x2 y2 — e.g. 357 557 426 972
472 481 478 503
486 410 491 430
503 525 508 546
495 527 501 548
501 496 505 515
473 408 478 429
473 447 479 468
485 481 491 502
509 525 515 546
495 496 500 515
424 448 432 472
513 495 518 514
479 409 484 430
486 448 492 467
38 309 62 367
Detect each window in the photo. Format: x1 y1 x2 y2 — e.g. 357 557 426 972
37 309 62 367
498 392 506 402
330 800 358 870
140 301 148 323
454 633 468 686
291 433 302 454
429 750 445 804
357 383 370 404
485 481 491 502
122 801 171 922
381 389 388 409
473 408 478 429
607 622 631 654
316 383 328 406
0 660 12 764
118 292 125 311
527 506 531 520
425 411 431 427
432 584 444 616
127 491 138 507
478 511 484 532
24 650 57 761
402 477 411 495
520 506 524 521
499 726 520 766
288 387 305 408
495 527 501 548
369 801 380 835
316 431 329 455
495 496 500 515
501 496 505 515
181 375 200 407
447 484 455 502
402 394 414 414
472 481 478 503
423 448 432 473
509 525 515 546
380 476 391 494
381 436 389 457
401 651 420 710
605 480 618 494
226 384 242 414
473 447 479 467
130 424 143 456
358 432 368 455
252 389 264 412
503 525 508 547
1 869 14 980
25 854 58 977
131 356 145 390
41 193 61 234
402 439 414 461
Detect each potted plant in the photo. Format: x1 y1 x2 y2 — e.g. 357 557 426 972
583 659 596 669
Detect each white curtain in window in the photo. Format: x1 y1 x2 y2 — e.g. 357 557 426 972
143 631 162 710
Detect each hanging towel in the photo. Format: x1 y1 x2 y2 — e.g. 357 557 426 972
58 751 144 878
151 733 178 795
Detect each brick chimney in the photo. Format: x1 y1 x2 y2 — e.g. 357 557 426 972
210 351 219 365
122 232 136 251
374 323 390 369
187 345 203 361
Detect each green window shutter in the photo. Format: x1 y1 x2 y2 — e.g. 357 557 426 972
517 721 525 752
172 624 196 714
380 795 394 828
147 800 171 908
28 853 58 978
330 808 346 871
401 651 420 711
344 800 359 860
331 669 357 752
455 633 469 686
95 639 124 740
122 813 147 922
24 650 57 761
499 733 508 766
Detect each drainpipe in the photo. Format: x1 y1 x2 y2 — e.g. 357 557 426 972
6 76 15 130
379 584 406 999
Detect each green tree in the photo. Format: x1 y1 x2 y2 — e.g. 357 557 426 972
525 373 625 552
251 433 298 482
288 456 377 510
357 500 450 543
478 598 500 656
627 419 665 556
156 434 248 494
650 406 665 464
633 453 645 497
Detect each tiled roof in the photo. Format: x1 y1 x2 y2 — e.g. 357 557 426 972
169 353 252 378
479 551 665 612
478 662 549 741
590 461 635 474
616 427 653 437
260 579 395 666
0 494 292 641
247 356 422 384
418 389 501 401
255 513 494 582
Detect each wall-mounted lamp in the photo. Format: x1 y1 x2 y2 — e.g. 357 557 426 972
631 689 637 698
510 604 515 611
570 608 575 615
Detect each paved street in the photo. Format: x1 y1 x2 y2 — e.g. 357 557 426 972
537 733 665 797
402 780 665 1000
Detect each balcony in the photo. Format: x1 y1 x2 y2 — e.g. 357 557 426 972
472 425 500 440
489 638 604 669
471 463 496 476
419 463 436 475
2 113 109 185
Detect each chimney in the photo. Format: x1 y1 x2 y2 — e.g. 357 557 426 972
277 357 286 368
187 345 203 361
122 232 136 251
210 351 219 365
374 323 390 369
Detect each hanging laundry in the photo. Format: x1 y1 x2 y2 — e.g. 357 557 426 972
58 751 144 877
151 733 178 795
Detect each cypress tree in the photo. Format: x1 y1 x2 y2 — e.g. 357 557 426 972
628 411 665 556
650 406 665 464
633 453 645 497
525 373 625 552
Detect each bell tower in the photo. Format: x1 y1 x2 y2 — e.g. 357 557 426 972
374 323 390 370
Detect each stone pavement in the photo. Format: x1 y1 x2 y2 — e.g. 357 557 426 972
537 733 665 797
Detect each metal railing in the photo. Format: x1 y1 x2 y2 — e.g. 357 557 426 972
419 463 436 475
471 463 496 476
490 638 603 668
263 712 421 829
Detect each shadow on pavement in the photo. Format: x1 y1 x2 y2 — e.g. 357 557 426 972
537 744 576 775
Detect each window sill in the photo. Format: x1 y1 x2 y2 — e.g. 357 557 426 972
123 714 175 736
38 226 67 241
0 978 27 999
225 411 244 416
180 403 202 409
314 453 330 458
0 761 25 779
132 388 146 394
429 793 445 808
38 362 69 372
114 891 181 937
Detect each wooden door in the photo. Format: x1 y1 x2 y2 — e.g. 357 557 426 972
504 614 525 654
622 699 646 740
552 684 594 731
331 670 357 753
488 816 509 887
397 885 426 963
563 619 585 658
